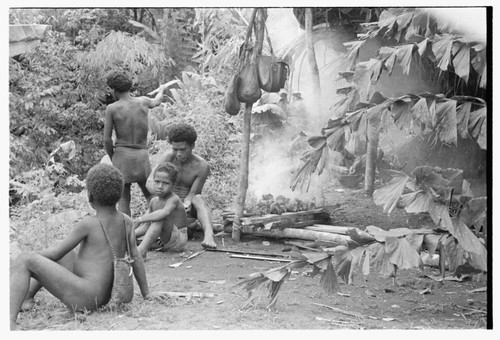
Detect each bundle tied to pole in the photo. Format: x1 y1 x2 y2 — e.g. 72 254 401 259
232 8 267 242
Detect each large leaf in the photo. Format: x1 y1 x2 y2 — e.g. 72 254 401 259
423 233 447 256
396 44 416 75
373 174 410 214
411 166 450 189
432 34 454 71
435 100 458 146
456 101 472 138
448 217 485 255
452 42 471 83
459 197 487 228
385 236 421 270
391 97 414 130
320 261 340 294
379 46 397 75
403 190 433 213
428 200 453 231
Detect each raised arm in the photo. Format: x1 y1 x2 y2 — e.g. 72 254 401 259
143 85 168 108
103 107 114 159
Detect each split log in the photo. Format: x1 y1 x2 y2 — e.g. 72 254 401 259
206 248 289 258
304 225 358 235
247 228 352 246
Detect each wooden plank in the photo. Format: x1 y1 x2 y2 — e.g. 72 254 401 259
205 248 289 258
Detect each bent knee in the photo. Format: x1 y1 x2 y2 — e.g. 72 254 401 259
191 194 206 206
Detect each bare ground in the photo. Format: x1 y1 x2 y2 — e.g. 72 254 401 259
13 186 488 331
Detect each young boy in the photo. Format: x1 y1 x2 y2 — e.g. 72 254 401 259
10 163 163 330
135 162 188 258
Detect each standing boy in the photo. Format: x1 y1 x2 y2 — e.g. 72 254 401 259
104 71 169 216
10 164 163 330
135 162 188 258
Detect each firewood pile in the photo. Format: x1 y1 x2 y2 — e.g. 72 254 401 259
219 194 355 245
247 194 317 216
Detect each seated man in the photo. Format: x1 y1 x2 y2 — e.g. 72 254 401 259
10 164 163 330
147 123 217 249
104 71 169 216
134 162 188 258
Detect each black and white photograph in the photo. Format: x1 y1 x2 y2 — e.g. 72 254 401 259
5 1 494 333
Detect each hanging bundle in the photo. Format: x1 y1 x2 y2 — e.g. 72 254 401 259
237 61 262 104
99 215 134 305
256 25 289 93
224 74 241 115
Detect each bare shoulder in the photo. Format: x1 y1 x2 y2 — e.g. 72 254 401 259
193 153 210 171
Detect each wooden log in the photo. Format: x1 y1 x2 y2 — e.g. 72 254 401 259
248 228 352 245
160 291 215 298
305 225 358 235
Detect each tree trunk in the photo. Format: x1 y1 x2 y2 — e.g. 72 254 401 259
364 117 380 196
305 8 321 114
232 9 266 241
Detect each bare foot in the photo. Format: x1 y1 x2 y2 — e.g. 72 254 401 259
21 298 36 311
201 234 217 249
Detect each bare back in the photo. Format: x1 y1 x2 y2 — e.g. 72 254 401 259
106 97 150 147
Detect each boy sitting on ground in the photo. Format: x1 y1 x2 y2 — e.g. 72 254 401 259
134 162 188 258
10 163 165 330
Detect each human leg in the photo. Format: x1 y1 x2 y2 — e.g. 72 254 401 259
21 248 76 311
10 253 104 330
134 221 151 238
191 195 216 249
138 181 152 206
136 219 174 258
118 183 132 216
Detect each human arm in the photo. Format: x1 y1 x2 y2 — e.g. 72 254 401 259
143 84 168 108
103 107 115 159
38 221 89 261
135 196 179 224
183 162 210 210
128 222 151 299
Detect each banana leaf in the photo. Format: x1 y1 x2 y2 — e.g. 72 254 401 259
385 236 421 270
373 174 409 214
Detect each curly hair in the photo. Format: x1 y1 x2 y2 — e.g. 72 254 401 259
106 71 132 93
167 123 197 145
154 162 178 184
86 163 124 206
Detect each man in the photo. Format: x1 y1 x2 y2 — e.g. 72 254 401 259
104 71 168 216
147 123 217 249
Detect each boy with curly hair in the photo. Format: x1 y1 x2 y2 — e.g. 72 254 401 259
135 162 188 258
10 163 165 330
147 123 217 249
104 71 169 216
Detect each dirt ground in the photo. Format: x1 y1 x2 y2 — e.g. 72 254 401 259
13 186 489 331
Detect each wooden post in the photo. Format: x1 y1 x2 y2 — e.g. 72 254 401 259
232 9 266 241
305 8 321 115
364 115 380 196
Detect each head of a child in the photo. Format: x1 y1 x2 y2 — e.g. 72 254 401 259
153 162 178 197
86 163 124 206
106 71 132 94
167 123 197 163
